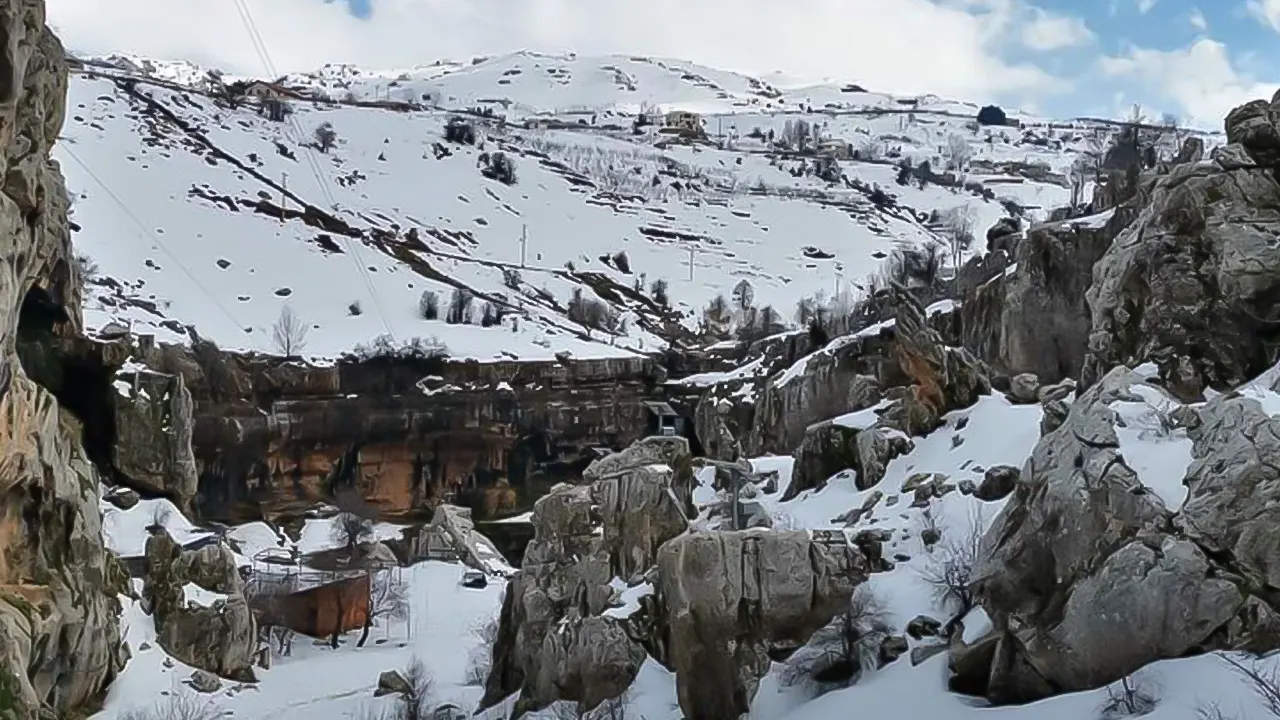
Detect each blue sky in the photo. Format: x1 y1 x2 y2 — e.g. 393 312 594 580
47 0 1280 128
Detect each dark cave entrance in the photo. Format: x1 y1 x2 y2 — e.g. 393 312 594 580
15 284 118 477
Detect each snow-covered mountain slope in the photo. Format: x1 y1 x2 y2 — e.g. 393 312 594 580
56 51 1172 362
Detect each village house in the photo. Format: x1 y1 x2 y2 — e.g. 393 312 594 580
815 138 852 159
663 110 703 137
243 81 307 103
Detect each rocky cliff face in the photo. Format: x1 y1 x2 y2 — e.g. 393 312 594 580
0 3 128 717
1083 99 1280 398
109 344 676 523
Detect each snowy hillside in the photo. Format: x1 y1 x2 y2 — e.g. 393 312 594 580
53 50 1160 362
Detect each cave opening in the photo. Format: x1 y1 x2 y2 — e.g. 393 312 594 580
15 284 118 476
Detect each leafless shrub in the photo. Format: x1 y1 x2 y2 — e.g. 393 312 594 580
940 205 976 271
502 268 523 290
314 121 337 153
74 252 99 285
919 506 985 627
419 290 440 320
1221 652 1280 718
446 288 474 324
700 294 732 339
149 503 173 529
945 132 972 171
330 490 376 554
118 688 221 720
1195 703 1238 720
567 288 620 332
650 278 669 307
1098 674 1160 719
271 304 310 357
779 586 891 694
396 656 438 720
465 615 501 686
349 301 364 316
358 571 410 647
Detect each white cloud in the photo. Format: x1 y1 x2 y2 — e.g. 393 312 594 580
46 0 1072 102
1188 7 1208 31
1098 39 1275 127
1247 0 1280 32
1019 8 1093 50
1135 0 1157 14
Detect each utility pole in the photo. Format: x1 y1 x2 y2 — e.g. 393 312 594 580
520 224 527 268
687 247 695 281
730 466 741 530
280 172 288 222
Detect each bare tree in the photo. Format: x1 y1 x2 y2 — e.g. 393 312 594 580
941 206 976 271
271 304 310 357
1098 673 1160 719
919 506 985 635
1069 152 1093 208
779 586 892 693
731 279 754 312
357 571 409 647
330 490 376 556
445 288 474 324
1220 652 1280 718
418 290 440 320
314 121 338 152
945 132 972 172
650 278 670 307
465 615 501 686
119 688 221 720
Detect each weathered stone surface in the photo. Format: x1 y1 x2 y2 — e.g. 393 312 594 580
112 366 199 513
1177 391 1280 588
480 437 691 717
966 367 1249 704
1000 209 1129 383
0 10 128 715
143 529 257 681
1083 97 1280 396
654 530 869 720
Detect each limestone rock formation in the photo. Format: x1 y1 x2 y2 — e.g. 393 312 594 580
113 364 200 512
1083 92 1280 397
480 438 695 717
653 530 869 720
960 367 1280 704
0 5 129 718
143 529 257 681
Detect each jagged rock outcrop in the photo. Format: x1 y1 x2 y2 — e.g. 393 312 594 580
960 367 1280 704
786 419 913 499
996 208 1132 383
134 343 672 522
142 529 257 681
1083 92 1280 398
0 6 129 718
113 364 199 512
653 530 869 720
480 438 694 717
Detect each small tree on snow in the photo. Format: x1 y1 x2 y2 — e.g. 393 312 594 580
357 571 409 647
779 586 892 692
271 304 309 357
945 133 972 171
314 121 338 153
941 206 976 270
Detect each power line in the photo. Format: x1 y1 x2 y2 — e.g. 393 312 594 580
230 0 395 339
60 144 251 335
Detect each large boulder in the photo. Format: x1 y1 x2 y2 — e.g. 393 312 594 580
1084 95 1280 398
112 365 199 513
965 368 1247 703
654 530 869 720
